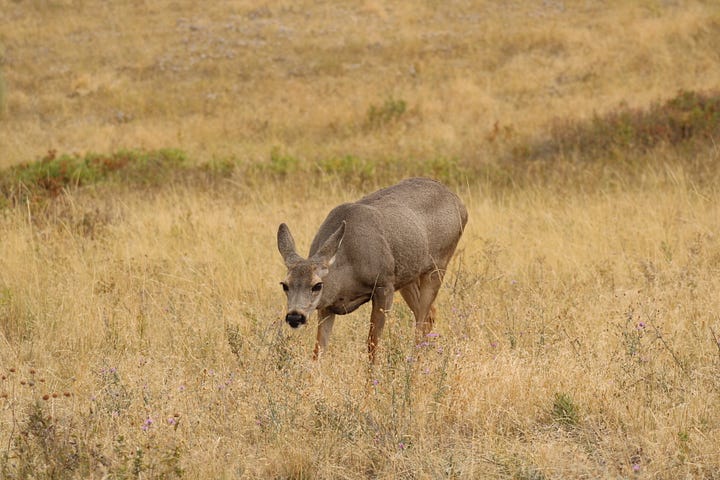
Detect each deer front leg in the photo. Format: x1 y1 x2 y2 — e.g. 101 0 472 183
313 309 335 360
368 287 394 363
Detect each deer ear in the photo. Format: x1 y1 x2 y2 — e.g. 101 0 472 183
277 223 303 267
313 221 345 266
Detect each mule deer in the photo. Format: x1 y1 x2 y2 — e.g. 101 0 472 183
277 177 468 361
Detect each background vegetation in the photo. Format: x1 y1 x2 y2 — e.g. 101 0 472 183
1 1 720 478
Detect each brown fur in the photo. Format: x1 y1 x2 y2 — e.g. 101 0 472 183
278 177 467 361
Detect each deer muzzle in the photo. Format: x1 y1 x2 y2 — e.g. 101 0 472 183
285 312 307 328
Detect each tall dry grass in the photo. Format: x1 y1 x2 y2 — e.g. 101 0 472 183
1 170 720 478
1 0 720 478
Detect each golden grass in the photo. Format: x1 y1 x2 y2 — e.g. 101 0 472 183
2 1 720 167
1 175 719 478
1 0 720 478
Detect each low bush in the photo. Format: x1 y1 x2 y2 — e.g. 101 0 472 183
1 89 718 208
0 149 188 205
539 89 720 158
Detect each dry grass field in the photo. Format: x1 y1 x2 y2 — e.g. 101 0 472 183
2 1 720 478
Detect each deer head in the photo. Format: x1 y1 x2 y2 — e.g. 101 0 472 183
277 222 345 328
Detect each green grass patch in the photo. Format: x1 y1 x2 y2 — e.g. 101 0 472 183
490 89 720 190
365 97 408 130
2 89 719 208
318 155 376 184
253 150 466 188
0 148 189 205
262 147 301 177
538 89 720 158
551 392 580 428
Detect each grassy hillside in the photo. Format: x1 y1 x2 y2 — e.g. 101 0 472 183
1 1 720 479
2 1 720 168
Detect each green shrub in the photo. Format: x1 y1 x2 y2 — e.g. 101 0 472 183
0 148 190 204
425 156 466 185
541 89 720 158
365 98 407 130
263 147 300 177
551 392 580 427
202 156 236 178
318 155 375 183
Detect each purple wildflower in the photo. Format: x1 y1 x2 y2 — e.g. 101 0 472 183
141 417 153 431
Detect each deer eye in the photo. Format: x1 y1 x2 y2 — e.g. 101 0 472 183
281 282 289 292
311 282 323 293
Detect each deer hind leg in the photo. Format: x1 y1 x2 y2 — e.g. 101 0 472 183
313 309 335 360
400 269 444 344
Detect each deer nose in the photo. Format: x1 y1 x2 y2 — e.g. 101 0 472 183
285 312 306 328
